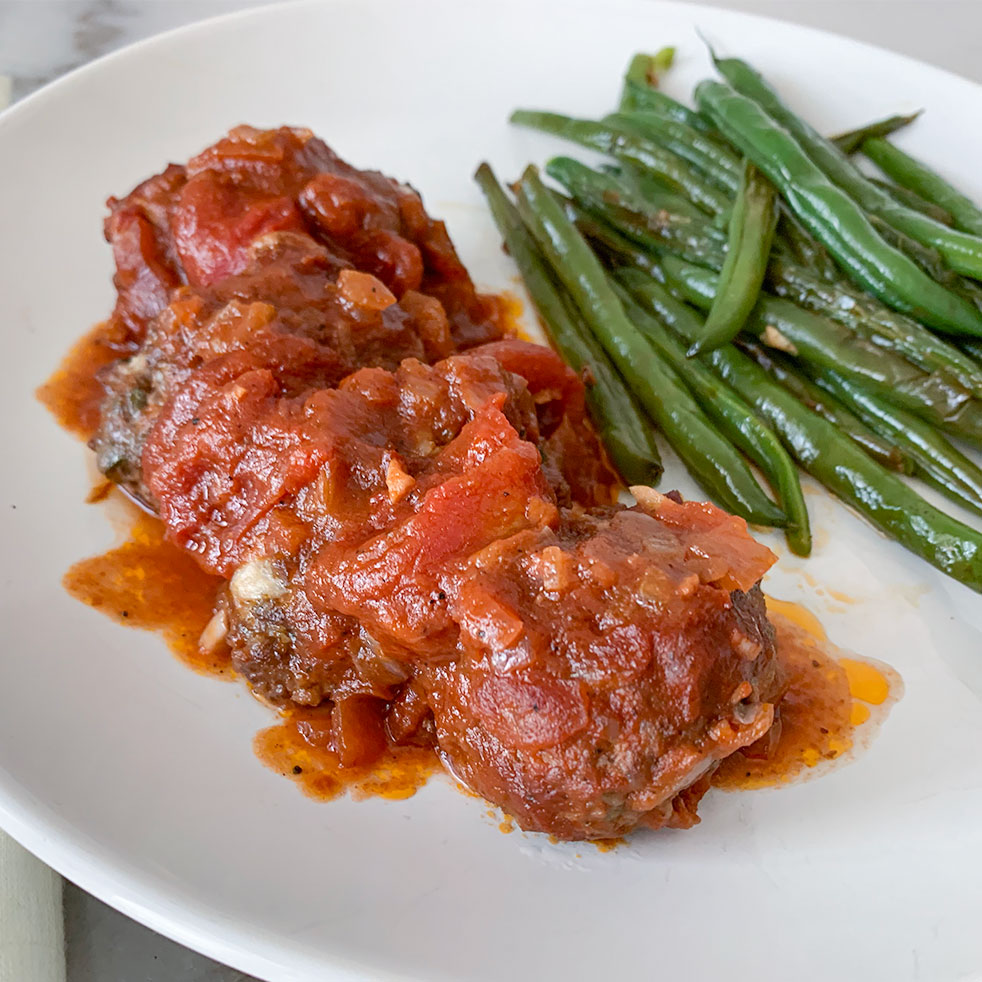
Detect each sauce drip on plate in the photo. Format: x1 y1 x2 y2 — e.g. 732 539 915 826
37 321 133 440
255 710 437 802
40 340 900 816
62 496 230 677
713 598 900 790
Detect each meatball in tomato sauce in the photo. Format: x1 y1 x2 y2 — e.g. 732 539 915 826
90 126 780 839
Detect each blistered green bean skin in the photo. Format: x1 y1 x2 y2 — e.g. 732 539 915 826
690 162 778 357
863 137 982 238
513 166 786 526
603 111 740 193
695 80 982 337
713 55 982 280
766 256 982 399
607 163 706 220
544 156 726 268
634 263 982 592
474 163 663 486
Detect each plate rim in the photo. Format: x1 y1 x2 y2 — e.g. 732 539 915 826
3 1 982 979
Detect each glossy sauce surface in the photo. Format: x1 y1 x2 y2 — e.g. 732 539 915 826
37 320 133 440
41 310 898 817
254 709 437 801
50 492 899 808
62 498 230 676
714 598 899 790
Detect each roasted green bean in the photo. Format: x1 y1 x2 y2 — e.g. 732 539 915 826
695 79 982 336
736 338 912 473
613 274 811 554
712 54 982 280
811 366 982 518
690 162 778 357
475 162 663 486
603 110 741 193
870 177 955 226
510 111 731 217
766 255 982 399
863 136 982 238
661 255 982 444
545 156 726 267
513 165 786 526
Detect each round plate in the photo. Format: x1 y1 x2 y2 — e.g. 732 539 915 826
2 2 981 979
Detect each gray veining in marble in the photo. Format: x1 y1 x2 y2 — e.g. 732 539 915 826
2 1 981 980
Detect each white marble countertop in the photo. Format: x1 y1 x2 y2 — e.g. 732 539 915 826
1 1 980 980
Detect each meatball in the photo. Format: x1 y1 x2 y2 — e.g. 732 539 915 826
424 499 779 839
88 126 783 841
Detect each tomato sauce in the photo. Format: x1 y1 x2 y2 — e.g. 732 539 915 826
36 320 133 441
714 599 900 791
37 124 902 837
62 494 230 676
41 338 900 814
254 708 437 802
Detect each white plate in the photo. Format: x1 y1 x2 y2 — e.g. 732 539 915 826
2 1 982 979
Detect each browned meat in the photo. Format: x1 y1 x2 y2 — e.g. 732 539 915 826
89 126 781 839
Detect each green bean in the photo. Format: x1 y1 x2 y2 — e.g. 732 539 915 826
863 136 982 238
712 55 982 280
621 84 720 134
563 170 982 401
579 182 974 380
603 110 741 193
661 256 982 444
620 49 676 107
960 339 982 366
870 177 955 227
509 110 731 218
615 163 707 220
810 366 982 519
513 165 786 526
474 163 663 486
694 79 982 337
616 251 913 472
636 263 982 591
566 182 982 397
690 162 778 357
613 273 811 554
766 255 982 399
776 208 841 284
831 111 921 154
544 156 726 268
866 213 982 313
619 56 718 134
735 339 913 473
567 201 668 281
